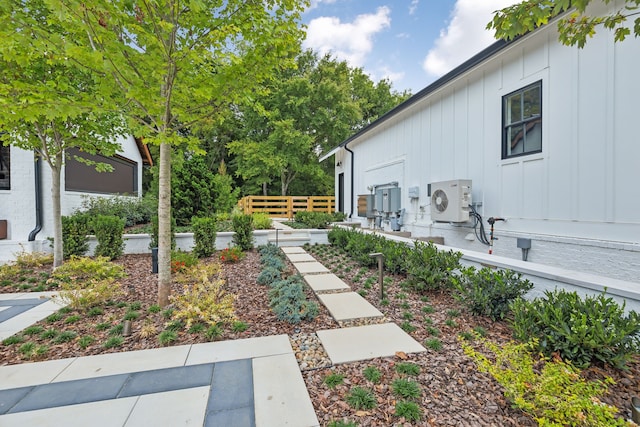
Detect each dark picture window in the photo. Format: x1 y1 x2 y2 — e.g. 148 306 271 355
0 145 9 190
502 81 542 159
65 147 137 195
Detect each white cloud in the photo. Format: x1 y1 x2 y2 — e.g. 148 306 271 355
422 0 520 77
307 0 338 11
303 6 391 67
378 66 405 86
409 0 419 15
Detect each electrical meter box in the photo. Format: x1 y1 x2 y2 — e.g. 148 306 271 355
375 187 401 213
357 194 375 218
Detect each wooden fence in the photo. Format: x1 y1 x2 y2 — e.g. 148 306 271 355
237 196 335 219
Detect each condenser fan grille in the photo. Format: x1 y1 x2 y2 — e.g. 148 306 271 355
432 189 448 212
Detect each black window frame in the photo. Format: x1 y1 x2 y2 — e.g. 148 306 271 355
502 80 542 159
0 145 9 190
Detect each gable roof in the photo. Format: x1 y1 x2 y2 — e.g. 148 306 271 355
319 38 511 161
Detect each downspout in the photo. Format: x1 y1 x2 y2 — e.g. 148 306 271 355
344 142 355 218
28 155 42 241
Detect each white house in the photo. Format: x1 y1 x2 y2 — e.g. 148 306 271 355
0 135 152 262
322 3 640 285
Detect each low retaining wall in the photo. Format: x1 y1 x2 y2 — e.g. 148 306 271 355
0 229 329 264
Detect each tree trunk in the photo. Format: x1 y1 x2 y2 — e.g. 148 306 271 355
262 182 267 196
51 152 63 268
157 142 172 306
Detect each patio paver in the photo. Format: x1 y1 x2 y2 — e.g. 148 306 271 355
317 292 383 321
316 323 426 364
303 274 351 293
280 247 307 254
285 253 316 263
293 261 329 275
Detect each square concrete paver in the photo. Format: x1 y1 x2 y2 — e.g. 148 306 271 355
253 353 319 427
285 253 316 263
317 323 426 364
280 247 307 254
304 274 350 293
293 261 329 275
317 292 382 321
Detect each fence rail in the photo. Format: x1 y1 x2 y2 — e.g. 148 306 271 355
237 196 335 219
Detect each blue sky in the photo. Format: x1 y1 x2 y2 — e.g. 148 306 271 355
301 0 520 94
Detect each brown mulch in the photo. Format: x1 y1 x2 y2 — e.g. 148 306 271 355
1 249 638 426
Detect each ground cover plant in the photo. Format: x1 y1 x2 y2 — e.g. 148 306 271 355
0 233 638 426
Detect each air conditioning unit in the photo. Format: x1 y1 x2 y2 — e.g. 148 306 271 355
430 179 472 222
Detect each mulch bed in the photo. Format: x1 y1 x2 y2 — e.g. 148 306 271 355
1 248 638 427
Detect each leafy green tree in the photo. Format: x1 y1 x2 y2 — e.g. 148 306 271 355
229 50 409 196
44 0 306 305
488 0 640 48
172 155 216 226
0 2 125 267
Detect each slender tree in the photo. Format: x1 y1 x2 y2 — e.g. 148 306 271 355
488 0 640 47
0 2 125 268
44 0 306 305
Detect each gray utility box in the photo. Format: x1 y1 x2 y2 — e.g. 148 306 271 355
375 187 401 213
357 194 375 218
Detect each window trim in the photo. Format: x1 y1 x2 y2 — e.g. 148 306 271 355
502 80 543 160
64 148 138 196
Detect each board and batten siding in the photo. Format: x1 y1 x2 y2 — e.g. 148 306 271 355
336 4 639 283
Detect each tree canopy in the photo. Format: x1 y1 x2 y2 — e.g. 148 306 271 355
488 0 640 48
0 1 126 267
228 50 410 196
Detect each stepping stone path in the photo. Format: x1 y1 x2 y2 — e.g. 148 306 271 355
283 246 426 365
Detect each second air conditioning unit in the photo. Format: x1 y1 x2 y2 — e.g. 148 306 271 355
430 179 472 222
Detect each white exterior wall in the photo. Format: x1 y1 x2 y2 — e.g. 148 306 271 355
336 3 640 283
0 135 143 262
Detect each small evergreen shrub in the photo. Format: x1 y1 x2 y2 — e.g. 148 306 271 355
404 241 461 292
232 214 254 250
52 257 125 310
294 211 333 229
461 337 629 426
192 216 217 258
169 262 236 329
327 227 351 249
268 276 318 324
261 254 286 271
252 212 272 229
452 267 533 320
92 215 125 260
257 266 282 286
258 243 282 258
511 289 640 369
61 213 91 259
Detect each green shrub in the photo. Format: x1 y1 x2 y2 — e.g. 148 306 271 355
405 241 461 293
258 243 282 258
382 240 411 274
511 289 640 369
171 250 198 273
462 337 629 426
92 215 125 260
232 214 254 250
451 267 533 320
192 216 217 258
252 212 272 230
327 227 351 248
80 195 155 227
261 254 286 271
294 211 333 229
61 213 91 259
